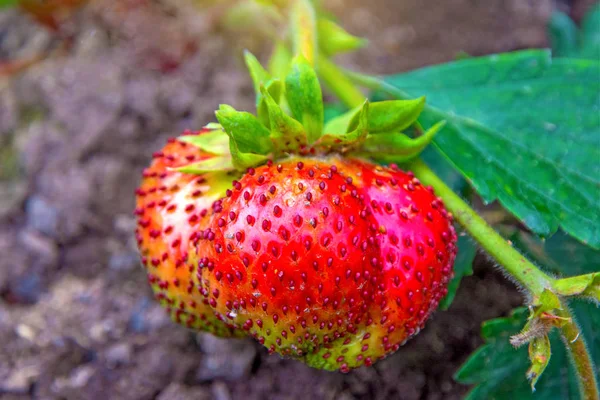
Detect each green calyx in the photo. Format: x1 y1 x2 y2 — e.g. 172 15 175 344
177 51 444 174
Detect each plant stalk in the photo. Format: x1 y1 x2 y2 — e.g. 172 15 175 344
557 300 599 400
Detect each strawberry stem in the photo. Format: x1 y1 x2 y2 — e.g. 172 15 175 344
556 300 600 400
291 0 317 65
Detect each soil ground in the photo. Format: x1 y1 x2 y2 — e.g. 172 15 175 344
0 1 593 399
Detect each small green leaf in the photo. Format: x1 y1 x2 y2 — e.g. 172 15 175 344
178 128 230 155
257 79 283 127
362 120 446 163
175 155 234 173
527 335 551 391
553 273 600 301
244 50 272 94
317 18 367 56
348 98 425 134
215 105 273 154
260 85 307 152
285 55 324 143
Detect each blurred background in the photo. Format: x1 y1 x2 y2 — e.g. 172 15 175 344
0 1 596 399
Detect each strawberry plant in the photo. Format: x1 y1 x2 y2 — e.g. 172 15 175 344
134 1 599 398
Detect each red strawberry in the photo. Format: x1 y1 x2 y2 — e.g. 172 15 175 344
337 159 457 365
135 128 241 337
194 157 456 371
135 51 457 372
195 157 381 371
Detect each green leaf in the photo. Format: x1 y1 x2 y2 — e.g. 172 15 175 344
378 50 600 249
215 105 273 154
178 128 230 155
553 272 600 301
285 55 324 143
455 301 598 399
361 120 445 163
439 234 476 310
348 98 425 134
317 18 367 56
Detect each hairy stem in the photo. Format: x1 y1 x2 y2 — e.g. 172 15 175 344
557 300 599 400
408 159 553 297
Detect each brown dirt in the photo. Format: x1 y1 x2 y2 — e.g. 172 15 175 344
0 0 587 399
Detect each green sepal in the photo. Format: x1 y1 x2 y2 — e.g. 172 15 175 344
260 86 307 153
227 133 270 171
178 128 230 155
244 50 272 94
362 120 446 162
245 51 277 126
323 105 361 135
317 18 367 56
215 104 273 154
527 334 551 391
257 79 284 127
175 155 234 174
552 272 600 302
348 97 425 134
319 100 369 147
285 54 324 143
